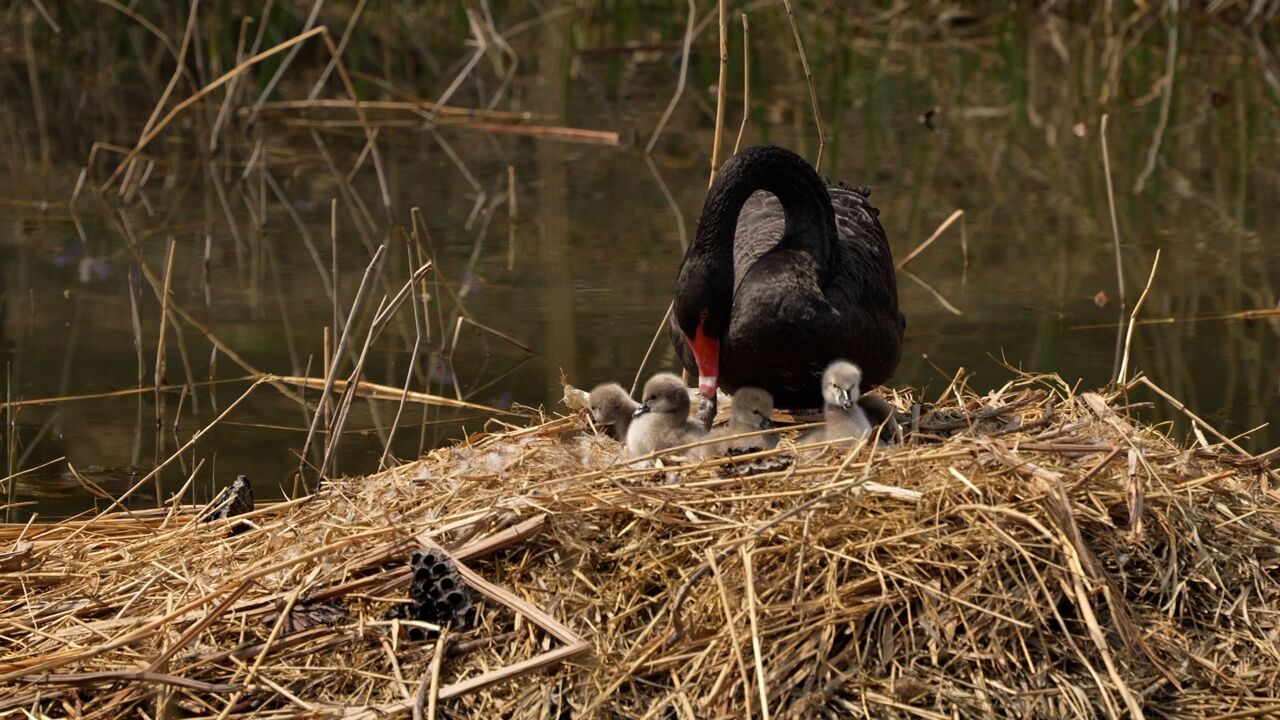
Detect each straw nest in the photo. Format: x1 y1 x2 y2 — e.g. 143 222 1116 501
2 373 1279 719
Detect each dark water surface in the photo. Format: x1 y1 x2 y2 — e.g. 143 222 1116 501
1 4 1277 517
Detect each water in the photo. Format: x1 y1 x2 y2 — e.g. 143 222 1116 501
1 4 1277 518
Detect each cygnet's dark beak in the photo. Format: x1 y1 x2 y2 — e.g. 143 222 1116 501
633 402 651 417
759 416 775 430
839 390 854 410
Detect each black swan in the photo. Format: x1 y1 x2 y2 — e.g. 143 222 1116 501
669 145 904 425
626 373 707 457
589 382 640 441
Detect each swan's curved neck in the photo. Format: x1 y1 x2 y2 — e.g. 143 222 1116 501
691 145 836 270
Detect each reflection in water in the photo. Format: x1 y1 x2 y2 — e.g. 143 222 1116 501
0 5 1276 518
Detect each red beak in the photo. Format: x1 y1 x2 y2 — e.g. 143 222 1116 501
688 321 720 399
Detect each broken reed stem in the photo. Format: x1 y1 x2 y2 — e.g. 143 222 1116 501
129 268 145 389
331 198 340 345
646 0 696 155
381 247 427 470
1101 113 1129 384
897 209 965 269
708 549 753 718
154 241 177 428
780 0 824 170
709 0 728 186
732 14 750 156
152 240 178 507
1100 114 1126 307
3 364 11 522
323 325 332 436
741 546 771 720
632 301 675 398
506 165 517 272
413 628 448 720
320 261 433 479
300 246 386 481
1117 249 1160 385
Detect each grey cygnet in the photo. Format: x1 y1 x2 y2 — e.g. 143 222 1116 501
704 387 778 457
626 373 707 457
589 382 639 441
804 360 874 448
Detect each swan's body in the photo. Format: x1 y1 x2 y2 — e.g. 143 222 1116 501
704 387 778 457
589 382 639 442
804 361 874 448
670 146 904 423
626 374 707 457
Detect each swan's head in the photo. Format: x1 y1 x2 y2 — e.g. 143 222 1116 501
636 373 692 416
675 258 732 400
822 361 863 410
731 387 775 430
589 382 635 425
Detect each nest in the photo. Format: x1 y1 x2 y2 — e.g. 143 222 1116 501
2 373 1278 718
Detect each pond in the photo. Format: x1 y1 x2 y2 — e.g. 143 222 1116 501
1 2 1277 518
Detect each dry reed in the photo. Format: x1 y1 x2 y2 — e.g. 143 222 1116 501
2 373 1278 717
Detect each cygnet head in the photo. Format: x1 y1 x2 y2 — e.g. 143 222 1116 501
636 373 691 416
731 387 775 430
822 361 863 410
589 382 635 425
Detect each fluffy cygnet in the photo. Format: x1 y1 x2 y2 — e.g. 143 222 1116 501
589 382 639 441
703 387 778 457
803 360 874 448
626 373 707 457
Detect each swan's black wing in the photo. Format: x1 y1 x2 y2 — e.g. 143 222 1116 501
825 183 904 388
730 191 786 291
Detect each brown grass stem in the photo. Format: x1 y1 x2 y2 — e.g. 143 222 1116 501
732 14 751 156
897 209 965 269
320 261 433 479
1116 249 1160 384
780 0 824 170
741 546 771 720
506 165 517 272
709 0 729 186
299 246 385 481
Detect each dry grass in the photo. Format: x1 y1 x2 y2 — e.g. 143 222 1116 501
2 372 1278 718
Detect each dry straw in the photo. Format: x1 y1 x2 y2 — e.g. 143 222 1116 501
3 372 1279 718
